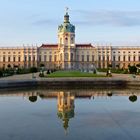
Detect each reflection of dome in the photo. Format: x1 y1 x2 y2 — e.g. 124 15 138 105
29 96 37 102
58 109 74 120
58 109 74 131
63 118 69 131
129 95 137 102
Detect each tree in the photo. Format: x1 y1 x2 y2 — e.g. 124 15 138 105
129 95 137 102
108 64 112 69
116 64 119 69
30 67 38 73
128 65 137 74
39 63 45 76
136 63 140 74
30 67 38 78
136 63 140 68
0 70 3 77
29 96 37 102
40 63 45 68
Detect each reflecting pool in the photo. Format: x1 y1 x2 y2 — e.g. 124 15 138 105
0 89 140 140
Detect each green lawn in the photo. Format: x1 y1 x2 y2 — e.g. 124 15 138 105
46 71 106 78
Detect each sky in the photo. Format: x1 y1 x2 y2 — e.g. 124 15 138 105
0 0 140 46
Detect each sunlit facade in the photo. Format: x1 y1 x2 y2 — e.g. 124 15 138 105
0 11 140 70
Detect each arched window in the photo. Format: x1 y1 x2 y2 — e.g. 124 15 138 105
71 37 74 44
128 56 131 61
133 56 136 61
71 53 73 61
65 53 69 61
60 38 62 44
65 37 68 45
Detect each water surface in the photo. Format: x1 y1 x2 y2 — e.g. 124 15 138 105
0 89 140 140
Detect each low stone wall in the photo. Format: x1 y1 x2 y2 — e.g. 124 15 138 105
0 80 37 89
0 78 137 89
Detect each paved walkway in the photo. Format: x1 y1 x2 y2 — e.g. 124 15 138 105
0 72 140 81
0 72 40 80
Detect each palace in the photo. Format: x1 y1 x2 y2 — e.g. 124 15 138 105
0 10 140 70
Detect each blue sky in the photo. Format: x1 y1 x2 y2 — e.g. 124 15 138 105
0 0 140 46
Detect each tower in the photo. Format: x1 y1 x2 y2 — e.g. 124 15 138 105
58 8 76 70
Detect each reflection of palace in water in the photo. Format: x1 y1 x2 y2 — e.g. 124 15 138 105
57 92 75 131
0 89 139 131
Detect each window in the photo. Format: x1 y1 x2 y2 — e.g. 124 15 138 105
3 56 5 62
123 56 125 61
29 56 31 61
49 55 52 62
107 56 109 61
33 56 35 61
76 55 79 61
113 56 115 61
18 56 20 62
134 56 135 61
98 55 101 61
87 55 89 62
54 55 57 62
118 56 120 61
82 55 84 62
128 56 131 61
39 55 41 61
60 38 62 44
92 55 94 62
65 37 68 44
71 37 74 44
8 56 10 62
44 55 47 61
71 53 73 61
24 56 27 61
13 56 16 62
102 56 105 61
60 54 62 61
65 53 68 61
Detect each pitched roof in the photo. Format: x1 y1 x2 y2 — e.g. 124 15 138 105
76 44 94 48
40 43 94 48
40 44 58 48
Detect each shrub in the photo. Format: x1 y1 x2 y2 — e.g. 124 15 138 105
0 70 3 77
30 67 38 73
29 96 37 102
129 95 137 102
39 73 44 77
47 70 50 74
128 66 137 74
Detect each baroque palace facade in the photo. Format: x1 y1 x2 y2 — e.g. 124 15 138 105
0 11 140 70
